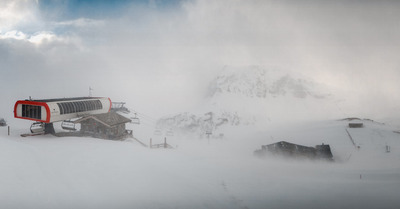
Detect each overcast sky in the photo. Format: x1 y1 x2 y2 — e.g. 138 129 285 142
1 0 400 119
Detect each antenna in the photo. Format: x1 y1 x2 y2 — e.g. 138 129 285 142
89 87 93 97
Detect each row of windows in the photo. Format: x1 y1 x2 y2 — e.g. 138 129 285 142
22 104 42 120
57 100 103 115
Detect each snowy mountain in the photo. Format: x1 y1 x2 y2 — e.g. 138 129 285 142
157 65 339 137
207 65 330 99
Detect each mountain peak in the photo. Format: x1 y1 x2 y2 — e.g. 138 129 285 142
207 65 330 99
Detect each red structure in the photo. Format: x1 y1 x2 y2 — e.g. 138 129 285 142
14 97 111 123
14 97 112 134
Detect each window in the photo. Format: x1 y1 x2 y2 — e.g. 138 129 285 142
77 101 84 112
66 102 73 114
64 103 70 114
21 104 42 120
57 103 64 114
70 102 77 113
57 100 103 115
61 103 68 114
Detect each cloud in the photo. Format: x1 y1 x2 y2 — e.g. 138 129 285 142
54 18 105 28
0 30 27 40
1 0 400 118
0 30 63 45
0 0 39 32
28 31 57 44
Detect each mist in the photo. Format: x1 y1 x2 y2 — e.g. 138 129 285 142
1 0 400 120
1 1 400 208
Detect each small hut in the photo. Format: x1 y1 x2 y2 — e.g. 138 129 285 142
254 141 333 161
74 112 132 140
0 118 6 127
349 123 363 128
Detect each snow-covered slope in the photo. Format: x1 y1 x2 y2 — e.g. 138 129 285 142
0 118 399 209
207 65 330 99
157 65 341 137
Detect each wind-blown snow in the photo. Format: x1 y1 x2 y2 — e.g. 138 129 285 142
0 118 399 209
207 65 330 99
156 65 343 138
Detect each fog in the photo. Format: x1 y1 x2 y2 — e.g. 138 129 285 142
1 0 400 120
1 118 400 209
1 1 400 208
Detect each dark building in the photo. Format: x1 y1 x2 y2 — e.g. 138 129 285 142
0 118 6 126
254 141 333 161
348 123 363 128
74 112 132 140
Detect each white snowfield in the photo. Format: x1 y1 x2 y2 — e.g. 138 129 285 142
0 119 399 209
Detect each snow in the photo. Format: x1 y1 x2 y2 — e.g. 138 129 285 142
207 65 330 99
156 66 344 139
0 66 399 208
0 118 399 209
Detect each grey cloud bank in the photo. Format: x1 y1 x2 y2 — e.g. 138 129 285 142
1 0 399 119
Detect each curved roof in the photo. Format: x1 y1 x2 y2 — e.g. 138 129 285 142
30 97 105 103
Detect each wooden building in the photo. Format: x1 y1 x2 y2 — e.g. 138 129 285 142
74 112 132 140
254 141 333 161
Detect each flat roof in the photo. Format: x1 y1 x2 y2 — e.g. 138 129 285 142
74 112 131 127
29 97 105 103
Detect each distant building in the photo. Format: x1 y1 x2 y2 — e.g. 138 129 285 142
348 123 363 128
254 141 333 161
0 118 6 126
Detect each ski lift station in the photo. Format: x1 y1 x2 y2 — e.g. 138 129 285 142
14 97 133 140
